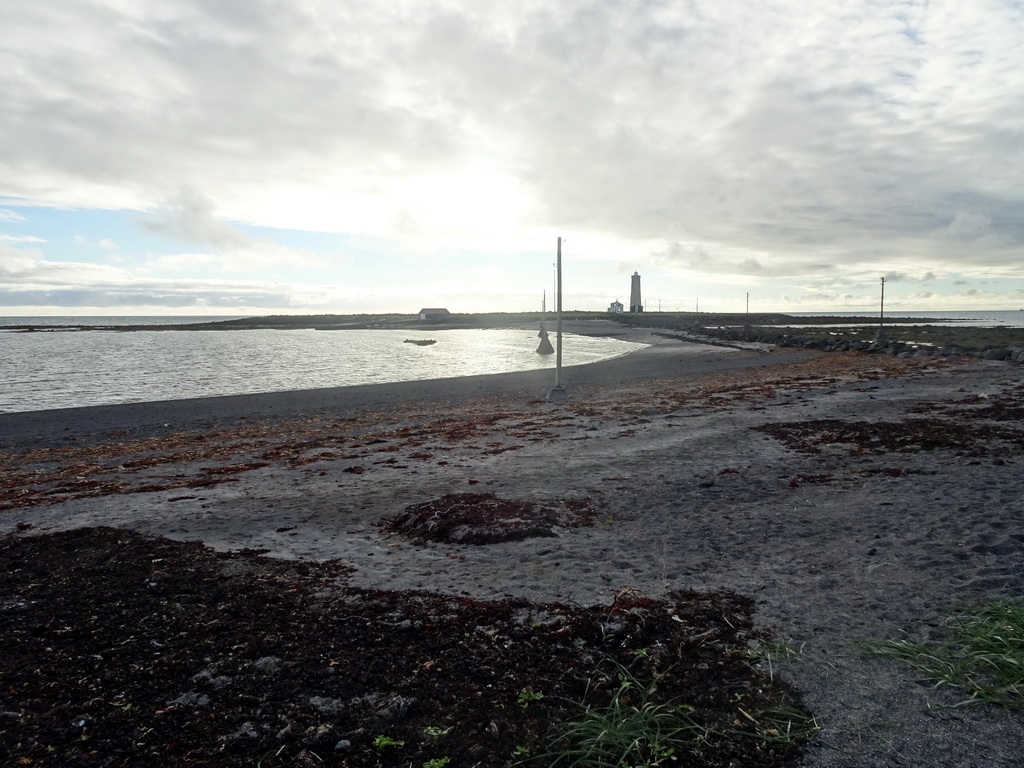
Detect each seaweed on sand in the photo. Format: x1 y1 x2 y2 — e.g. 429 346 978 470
0 527 812 768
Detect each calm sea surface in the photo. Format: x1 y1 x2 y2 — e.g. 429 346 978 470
787 310 1024 327
0 319 646 413
3 311 1021 414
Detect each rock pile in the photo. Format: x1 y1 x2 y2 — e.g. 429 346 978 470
676 324 1024 363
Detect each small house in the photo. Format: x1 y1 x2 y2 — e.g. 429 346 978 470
418 308 451 322
607 300 624 313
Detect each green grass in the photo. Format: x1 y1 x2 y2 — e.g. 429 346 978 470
865 599 1024 708
528 644 818 768
746 639 805 683
530 662 707 768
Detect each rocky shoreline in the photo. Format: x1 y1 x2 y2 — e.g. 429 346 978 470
654 323 1024 364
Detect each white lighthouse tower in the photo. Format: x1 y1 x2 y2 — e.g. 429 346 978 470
629 272 643 313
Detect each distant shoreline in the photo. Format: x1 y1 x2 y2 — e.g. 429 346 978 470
6 308 1024 335
0 310 963 334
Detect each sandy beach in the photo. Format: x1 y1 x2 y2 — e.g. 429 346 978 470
3 323 1024 766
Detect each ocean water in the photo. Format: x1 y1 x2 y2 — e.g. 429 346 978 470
787 310 1024 327
0 315 250 327
0 324 645 413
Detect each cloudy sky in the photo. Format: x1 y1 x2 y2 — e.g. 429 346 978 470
1 0 1022 316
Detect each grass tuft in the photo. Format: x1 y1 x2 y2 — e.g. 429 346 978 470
533 662 705 767
529 644 818 767
865 599 1024 709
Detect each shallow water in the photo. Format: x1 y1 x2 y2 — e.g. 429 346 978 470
0 327 645 413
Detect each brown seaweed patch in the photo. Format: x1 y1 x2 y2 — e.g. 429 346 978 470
754 418 1024 456
199 461 271 475
852 467 936 478
908 386 1024 421
380 492 598 544
787 473 834 487
0 527 808 768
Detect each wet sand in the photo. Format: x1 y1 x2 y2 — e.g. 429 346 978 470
3 325 1023 766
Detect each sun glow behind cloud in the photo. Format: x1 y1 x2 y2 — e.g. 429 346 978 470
0 0 1023 314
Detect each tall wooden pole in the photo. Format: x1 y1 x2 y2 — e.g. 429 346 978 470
555 237 562 382
548 236 568 401
875 276 888 343
879 277 885 326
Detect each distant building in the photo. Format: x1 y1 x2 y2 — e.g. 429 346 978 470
608 300 624 313
418 308 451 321
629 272 643 313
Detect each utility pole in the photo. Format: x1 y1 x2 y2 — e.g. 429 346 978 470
547 237 568 402
743 291 752 339
874 277 888 343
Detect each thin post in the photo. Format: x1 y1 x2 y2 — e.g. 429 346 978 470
548 237 567 401
879 277 885 326
555 237 562 382
743 291 752 339
874 276 888 343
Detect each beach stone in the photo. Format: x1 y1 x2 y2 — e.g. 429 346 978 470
982 347 1010 360
376 694 416 722
169 692 210 707
252 656 283 672
192 669 233 688
309 697 345 714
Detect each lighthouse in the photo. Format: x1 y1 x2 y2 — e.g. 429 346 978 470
629 272 643 313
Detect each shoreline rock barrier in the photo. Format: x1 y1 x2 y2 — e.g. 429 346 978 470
660 324 1024 364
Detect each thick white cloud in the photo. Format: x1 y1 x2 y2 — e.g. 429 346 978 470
141 188 329 272
1 0 1023 310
